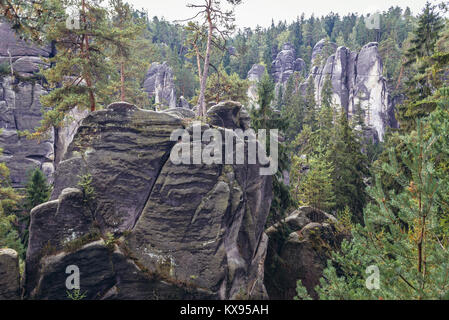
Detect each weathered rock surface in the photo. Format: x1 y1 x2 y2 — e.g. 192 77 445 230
143 62 177 108
264 207 350 300
0 40 54 188
311 39 337 67
271 43 306 85
307 41 394 141
25 101 272 300
268 39 397 142
0 248 21 300
54 107 89 166
0 22 85 187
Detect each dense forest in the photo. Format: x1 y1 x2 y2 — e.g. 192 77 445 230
1 0 449 300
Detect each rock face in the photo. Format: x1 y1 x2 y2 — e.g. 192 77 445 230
143 62 177 108
25 101 272 300
264 207 350 300
0 23 56 187
269 39 397 142
247 64 265 107
308 41 394 142
271 43 306 85
0 22 87 187
311 39 337 67
0 248 21 300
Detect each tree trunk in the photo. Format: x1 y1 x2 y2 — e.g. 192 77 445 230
120 60 125 101
197 2 213 117
81 0 96 112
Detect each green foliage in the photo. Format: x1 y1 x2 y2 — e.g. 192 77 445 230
397 2 447 132
281 73 306 142
25 168 50 211
0 145 24 256
63 229 101 253
250 73 293 226
308 120 449 300
66 289 87 300
77 174 95 206
291 142 336 212
328 112 369 220
193 65 249 106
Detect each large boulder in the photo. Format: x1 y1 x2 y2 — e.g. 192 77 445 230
143 62 177 108
0 248 21 300
264 207 350 300
25 101 272 300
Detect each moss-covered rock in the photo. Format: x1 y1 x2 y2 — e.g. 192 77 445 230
25 101 272 300
264 207 350 300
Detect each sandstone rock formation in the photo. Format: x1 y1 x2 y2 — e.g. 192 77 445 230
271 43 306 85
25 101 272 300
268 39 397 142
308 41 394 141
143 62 177 109
0 23 55 187
264 207 350 300
0 22 87 187
0 248 21 300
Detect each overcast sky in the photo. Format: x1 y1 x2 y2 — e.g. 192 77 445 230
127 0 436 29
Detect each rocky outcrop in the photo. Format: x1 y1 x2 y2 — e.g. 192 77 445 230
269 39 397 142
308 41 394 142
0 248 21 300
264 207 350 300
25 101 272 300
311 39 337 67
143 62 177 108
0 22 87 187
271 43 306 85
0 23 55 187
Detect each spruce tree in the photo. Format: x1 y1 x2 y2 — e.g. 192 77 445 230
25 168 50 211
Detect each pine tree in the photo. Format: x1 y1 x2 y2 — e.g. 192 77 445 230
250 73 292 226
291 142 336 212
197 64 249 105
298 120 449 300
106 0 150 105
304 76 317 129
281 73 306 142
397 2 445 131
25 168 50 211
328 111 369 220
27 0 115 139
